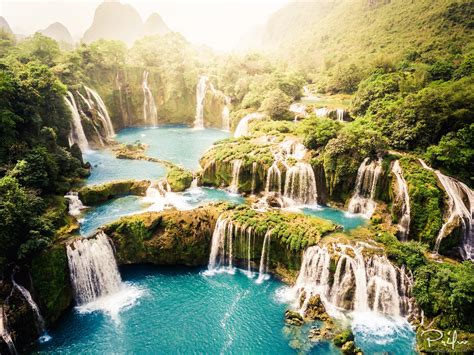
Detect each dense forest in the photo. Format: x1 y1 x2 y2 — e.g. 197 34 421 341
0 0 473 353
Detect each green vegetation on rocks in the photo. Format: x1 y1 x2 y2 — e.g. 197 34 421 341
399 157 444 246
166 166 193 192
78 180 150 205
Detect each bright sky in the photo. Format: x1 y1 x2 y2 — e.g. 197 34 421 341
0 0 288 51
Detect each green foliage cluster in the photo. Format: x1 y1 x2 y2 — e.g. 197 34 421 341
376 230 474 331
299 117 342 150
227 205 337 252
414 261 474 331
399 157 444 246
320 119 387 199
201 137 275 167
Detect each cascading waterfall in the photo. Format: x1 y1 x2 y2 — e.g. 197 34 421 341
66 232 123 305
194 76 208 129
64 192 85 217
84 86 115 138
234 112 264 138
142 70 158 126
206 216 272 281
280 140 307 160
419 160 474 259
12 280 45 335
348 158 383 218
256 230 271 283
65 91 89 152
292 244 414 319
0 306 16 355
283 162 318 205
206 216 235 273
222 97 231 131
315 107 329 117
391 160 411 241
265 162 282 195
228 160 242 194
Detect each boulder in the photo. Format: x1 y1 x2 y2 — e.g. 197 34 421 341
284 309 304 326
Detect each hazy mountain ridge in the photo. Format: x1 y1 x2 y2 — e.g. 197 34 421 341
82 1 171 46
0 16 13 34
38 22 73 45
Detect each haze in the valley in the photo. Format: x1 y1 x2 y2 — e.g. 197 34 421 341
0 0 288 51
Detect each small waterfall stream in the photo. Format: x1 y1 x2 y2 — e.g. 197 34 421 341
142 71 158 126
283 162 318 205
222 97 231 131
348 158 382 218
65 91 89 152
66 232 123 305
12 280 46 335
265 162 282 195
64 192 85 217
256 230 271 283
84 86 115 138
336 109 344 121
228 160 242 194
419 160 474 259
0 306 16 354
234 112 264 138
391 160 411 241
194 76 208 129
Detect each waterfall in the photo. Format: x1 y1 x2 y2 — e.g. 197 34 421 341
280 140 307 160
348 158 383 218
142 71 158 126
265 162 282 195
0 306 16 355
65 91 89 152
315 108 329 117
206 216 271 281
228 160 242 194
246 226 253 277
84 86 115 138
222 97 231 131
251 162 257 195
12 280 45 335
292 244 413 319
234 112 264 138
256 230 271 283
419 160 474 259
206 217 235 274
289 103 308 120
64 192 85 217
194 76 208 129
66 232 123 305
391 160 411 241
336 109 344 121
283 162 318 205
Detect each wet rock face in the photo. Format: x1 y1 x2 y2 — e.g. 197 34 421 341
284 310 304 326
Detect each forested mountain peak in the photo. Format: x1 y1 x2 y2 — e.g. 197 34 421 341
0 16 13 34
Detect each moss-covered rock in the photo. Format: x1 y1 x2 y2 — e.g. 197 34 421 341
30 243 73 325
103 205 223 266
166 166 193 192
78 180 150 205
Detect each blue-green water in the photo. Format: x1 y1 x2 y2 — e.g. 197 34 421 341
85 150 166 185
115 125 228 170
300 206 366 231
79 187 245 236
37 266 339 354
54 126 415 354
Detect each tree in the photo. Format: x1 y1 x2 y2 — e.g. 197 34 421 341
260 89 292 120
